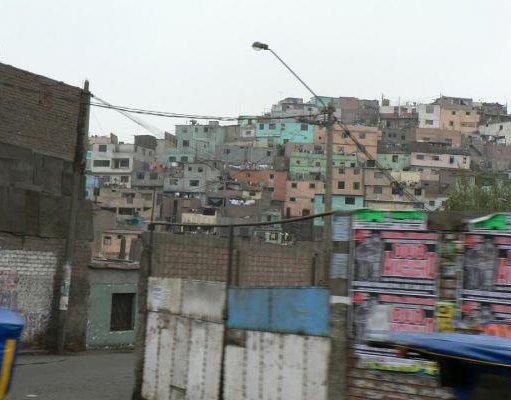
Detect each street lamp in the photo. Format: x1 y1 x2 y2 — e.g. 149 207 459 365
252 41 334 285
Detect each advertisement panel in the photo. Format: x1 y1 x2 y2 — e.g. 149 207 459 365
350 210 440 372
461 233 511 337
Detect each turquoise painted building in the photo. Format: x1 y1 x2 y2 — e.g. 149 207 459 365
165 123 227 165
255 119 315 144
377 153 411 171
289 152 360 180
87 265 139 349
313 194 364 226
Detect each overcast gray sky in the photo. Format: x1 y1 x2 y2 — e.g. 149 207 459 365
1 0 510 141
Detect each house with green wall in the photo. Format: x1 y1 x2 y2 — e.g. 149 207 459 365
313 194 364 225
288 152 360 180
376 142 411 171
254 118 315 144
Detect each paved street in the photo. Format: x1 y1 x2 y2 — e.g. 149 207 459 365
9 351 135 400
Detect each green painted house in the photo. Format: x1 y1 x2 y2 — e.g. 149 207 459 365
377 153 411 171
289 152 360 180
313 194 364 226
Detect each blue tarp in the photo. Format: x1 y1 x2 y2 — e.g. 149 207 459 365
0 308 24 399
389 332 511 367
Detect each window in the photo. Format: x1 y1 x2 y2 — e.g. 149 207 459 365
353 182 360 190
466 111 471 116
181 156 188 162
189 180 199 187
204 127 209 133
392 155 399 162
315 162 321 167
249 191 256 196
401 135 405 140
149 172 158 180
423 137 431 142
416 154 425 160
142 193 153 201
309 183 316 189
311 198 315 203
266 187 274 192
224 149 231 155
281 123 286 130
354 168 360 175
373 186 383 194
118 208 134 215
103 236 112 245
290 197 296 202
259 123 264 130
392 184 401 195
269 174 274 179
426 105 434 114
345 197 355 205
137 172 145 179
300 124 308 131
449 156 455 164
291 182 297 188
429 201 435 207
425 120 434 125
182 127 188 133
366 160 376 167
445 138 452 145
449 121 454 127
374 172 383 179
451 111 456 115
194 127 199 133
302 209 310 216
113 158 130 169
188 166 192 171
359 133 366 139
338 167 345 174
266 151 271 156
93 160 110 167
463 157 467 164
198 167 204 173
415 188 422 196
120 175 130 183
432 155 440 161
169 156 177 163
169 178 178 185
269 123 276 130
338 181 345 189
110 293 135 332
182 140 190 147
98 144 107 152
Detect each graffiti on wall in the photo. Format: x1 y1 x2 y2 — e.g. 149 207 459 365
0 250 57 344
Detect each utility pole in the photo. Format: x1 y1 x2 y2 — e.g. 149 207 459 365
323 105 334 284
58 80 90 353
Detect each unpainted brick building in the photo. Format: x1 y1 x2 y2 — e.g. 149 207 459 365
0 62 92 350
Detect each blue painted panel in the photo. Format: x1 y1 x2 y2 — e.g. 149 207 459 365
227 288 271 331
271 288 330 337
227 287 330 337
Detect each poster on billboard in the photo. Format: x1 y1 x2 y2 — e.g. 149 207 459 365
351 222 440 372
461 233 511 337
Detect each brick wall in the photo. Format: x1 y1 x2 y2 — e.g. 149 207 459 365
149 233 323 286
0 63 82 161
0 233 91 350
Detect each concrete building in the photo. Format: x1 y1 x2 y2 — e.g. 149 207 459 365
434 96 480 133
379 104 419 130
256 119 315 144
87 261 139 349
314 124 382 159
288 152 360 181
89 134 158 189
376 142 411 171
164 161 222 195
164 121 229 164
0 62 92 350
380 127 416 144
409 142 470 175
337 97 379 125
479 121 511 145
416 128 463 147
229 169 287 202
99 230 142 260
363 167 422 210
284 181 319 217
270 97 319 118
215 143 277 168
95 187 160 222
468 143 511 172
418 104 441 128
